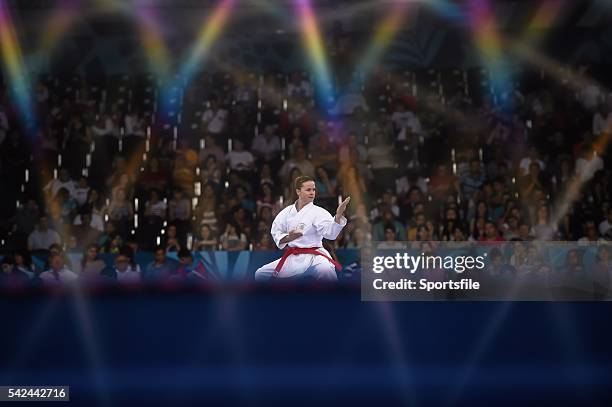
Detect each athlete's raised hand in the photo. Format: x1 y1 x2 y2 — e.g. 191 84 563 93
335 196 351 223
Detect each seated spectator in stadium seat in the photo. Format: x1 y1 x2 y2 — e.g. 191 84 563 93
12 250 37 280
518 146 545 177
252 124 281 165
168 189 192 244
102 252 141 283
220 222 248 251
428 164 460 203
226 139 255 173
140 157 168 193
74 176 90 207
279 146 315 181
106 188 134 237
71 211 101 249
479 221 505 242
74 244 106 283
198 135 226 169
196 184 220 234
372 210 406 242
43 168 76 199
486 248 516 279
193 224 218 251
143 246 176 282
0 256 30 290
201 97 228 139
578 220 605 244
163 224 182 253
599 208 612 238
253 233 274 251
460 159 485 203
531 205 557 241
27 216 62 251
39 253 79 286
377 224 407 250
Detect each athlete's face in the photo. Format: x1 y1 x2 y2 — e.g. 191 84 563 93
296 181 316 203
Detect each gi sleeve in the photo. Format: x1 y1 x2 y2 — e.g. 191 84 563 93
271 209 289 249
314 208 347 241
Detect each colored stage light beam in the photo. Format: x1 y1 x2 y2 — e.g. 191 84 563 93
37 0 82 55
353 1 411 84
132 1 172 81
504 39 612 230
421 0 467 23
177 0 236 86
514 0 567 52
525 0 566 31
293 0 335 111
0 1 36 128
466 0 512 107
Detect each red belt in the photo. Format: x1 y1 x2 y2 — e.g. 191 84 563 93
273 247 342 277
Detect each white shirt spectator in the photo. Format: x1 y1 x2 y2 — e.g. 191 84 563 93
518 157 545 176
116 265 141 283
391 110 422 140
73 213 105 232
91 117 117 137
147 200 167 218
125 113 146 137
599 219 612 237
396 175 428 197
74 186 90 206
226 150 255 171
28 228 61 251
201 108 227 134
251 133 281 160
44 178 76 198
40 267 79 285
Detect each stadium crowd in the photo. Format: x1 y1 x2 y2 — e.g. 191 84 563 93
0 60 611 285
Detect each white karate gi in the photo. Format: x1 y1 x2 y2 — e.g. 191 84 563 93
255 201 347 281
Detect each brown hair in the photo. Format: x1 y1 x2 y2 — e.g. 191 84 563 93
294 175 315 191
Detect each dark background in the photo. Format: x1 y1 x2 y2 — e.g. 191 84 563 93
2 290 612 405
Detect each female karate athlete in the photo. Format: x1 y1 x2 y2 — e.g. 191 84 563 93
254 175 351 281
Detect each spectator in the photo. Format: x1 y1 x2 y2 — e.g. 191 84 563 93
74 244 106 282
0 256 30 289
220 222 247 251
193 224 218 251
143 246 176 282
102 252 141 283
39 253 79 286
27 216 61 251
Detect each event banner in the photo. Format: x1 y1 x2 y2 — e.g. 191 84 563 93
361 241 612 301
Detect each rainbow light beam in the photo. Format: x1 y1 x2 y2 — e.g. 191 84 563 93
353 1 411 83
132 2 172 81
293 0 335 110
177 0 235 85
519 0 566 46
37 0 81 56
467 0 511 107
0 0 35 128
